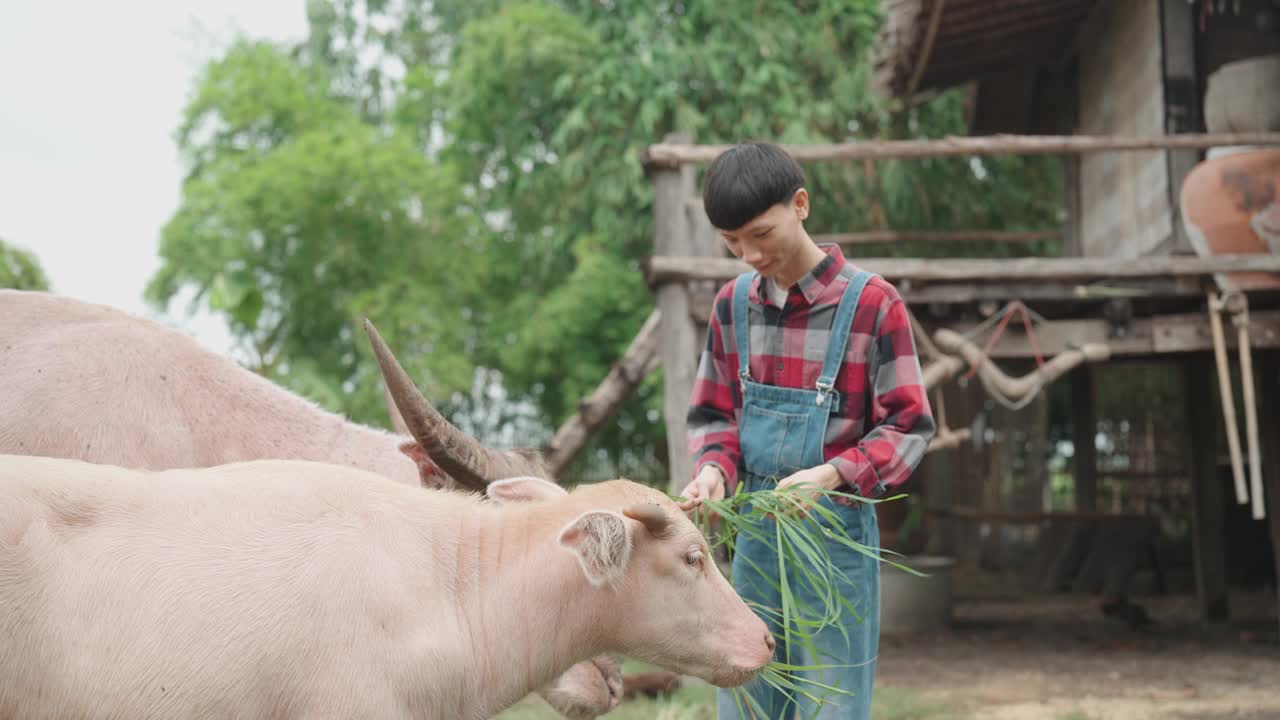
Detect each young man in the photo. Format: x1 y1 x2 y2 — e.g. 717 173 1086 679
681 142 936 719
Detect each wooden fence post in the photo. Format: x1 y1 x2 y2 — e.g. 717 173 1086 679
1071 366 1098 511
652 131 700 493
1184 352 1229 623
1258 351 1280 639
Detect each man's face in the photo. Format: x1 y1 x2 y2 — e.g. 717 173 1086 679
717 189 808 281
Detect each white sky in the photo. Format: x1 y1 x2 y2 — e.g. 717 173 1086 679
0 1 309 357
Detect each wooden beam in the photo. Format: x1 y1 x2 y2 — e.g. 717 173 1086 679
689 278 1207 311
682 199 1057 246
815 230 1059 245
1071 366 1098 511
898 278 1207 304
543 310 662 476
932 310 1280 359
647 253 1280 285
1184 352 1230 623
930 508 1150 523
640 132 1280 169
1260 351 1280 639
688 300 1280 358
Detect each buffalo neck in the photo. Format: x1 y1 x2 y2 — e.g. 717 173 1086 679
405 498 616 719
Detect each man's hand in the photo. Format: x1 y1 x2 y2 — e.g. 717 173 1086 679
773 464 843 518
678 465 726 523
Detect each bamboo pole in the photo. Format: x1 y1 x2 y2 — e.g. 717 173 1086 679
1233 308 1266 520
1207 290 1249 506
640 132 1280 168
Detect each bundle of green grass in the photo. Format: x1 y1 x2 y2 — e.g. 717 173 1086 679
676 481 921 718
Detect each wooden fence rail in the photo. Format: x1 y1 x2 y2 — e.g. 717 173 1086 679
641 132 1280 168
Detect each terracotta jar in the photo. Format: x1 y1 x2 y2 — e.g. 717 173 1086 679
1181 52 1280 291
1180 146 1280 290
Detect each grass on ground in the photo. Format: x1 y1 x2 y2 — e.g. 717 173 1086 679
494 660 968 720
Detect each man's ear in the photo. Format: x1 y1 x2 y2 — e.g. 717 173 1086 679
558 510 633 587
792 187 809 220
486 476 568 503
398 441 445 488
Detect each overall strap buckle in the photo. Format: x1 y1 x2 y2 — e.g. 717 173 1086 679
815 379 834 406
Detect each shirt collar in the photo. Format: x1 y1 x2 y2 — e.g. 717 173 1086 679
751 243 848 307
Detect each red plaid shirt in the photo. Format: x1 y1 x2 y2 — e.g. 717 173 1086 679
687 244 935 499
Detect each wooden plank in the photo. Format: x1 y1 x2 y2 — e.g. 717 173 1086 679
1184 352 1230 623
1153 311 1280 353
894 278 1205 304
543 310 662 476
652 132 698 494
690 291 1280 358
938 311 1280 359
1095 469 1191 480
682 199 1058 246
647 253 1280 285
930 508 1149 523
817 230 1059 245
1077 0 1170 258
1071 366 1098 511
639 132 1280 168
688 279 1206 314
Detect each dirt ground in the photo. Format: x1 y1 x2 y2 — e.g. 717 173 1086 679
500 573 1280 720
875 583 1280 719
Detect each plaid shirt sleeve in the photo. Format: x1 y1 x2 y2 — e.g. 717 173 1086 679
686 282 742 494
828 287 936 498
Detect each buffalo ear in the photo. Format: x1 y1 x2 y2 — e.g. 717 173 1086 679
558 511 632 587
399 442 445 488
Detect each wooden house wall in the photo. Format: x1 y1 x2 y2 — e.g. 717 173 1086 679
1076 0 1174 258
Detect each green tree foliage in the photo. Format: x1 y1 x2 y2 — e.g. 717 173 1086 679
147 39 487 427
151 1 1064 483
0 239 51 291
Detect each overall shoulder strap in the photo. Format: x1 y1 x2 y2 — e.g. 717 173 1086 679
815 269 876 406
731 271 757 389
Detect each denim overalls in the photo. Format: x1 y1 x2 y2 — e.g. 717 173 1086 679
716 269 881 720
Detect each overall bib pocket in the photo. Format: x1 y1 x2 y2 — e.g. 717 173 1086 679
740 403 811 476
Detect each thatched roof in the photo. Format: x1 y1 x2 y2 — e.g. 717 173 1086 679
871 0 1099 100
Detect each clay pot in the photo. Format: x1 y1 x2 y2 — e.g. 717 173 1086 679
1180 146 1280 290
